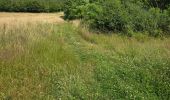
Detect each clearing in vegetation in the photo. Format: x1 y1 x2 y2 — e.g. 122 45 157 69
0 13 170 99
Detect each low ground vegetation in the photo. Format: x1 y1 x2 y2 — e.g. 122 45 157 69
0 0 170 99
0 13 169 99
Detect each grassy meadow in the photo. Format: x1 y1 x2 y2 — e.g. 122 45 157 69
0 13 170 99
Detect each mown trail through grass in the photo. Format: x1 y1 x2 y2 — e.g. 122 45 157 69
0 13 170 100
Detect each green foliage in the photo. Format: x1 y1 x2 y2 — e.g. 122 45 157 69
64 0 170 37
81 3 103 27
0 0 66 12
64 0 88 19
24 1 45 12
86 0 129 32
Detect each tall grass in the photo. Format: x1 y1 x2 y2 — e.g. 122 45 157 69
0 20 170 99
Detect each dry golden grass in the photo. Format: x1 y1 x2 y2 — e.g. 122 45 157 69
0 12 64 26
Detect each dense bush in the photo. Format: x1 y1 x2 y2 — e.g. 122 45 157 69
64 0 170 36
0 0 66 12
64 0 88 19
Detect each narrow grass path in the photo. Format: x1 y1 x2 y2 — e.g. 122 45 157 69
51 23 170 99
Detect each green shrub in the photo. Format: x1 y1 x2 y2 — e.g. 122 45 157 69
91 0 129 32
162 7 170 35
81 3 103 28
64 0 88 20
64 0 170 36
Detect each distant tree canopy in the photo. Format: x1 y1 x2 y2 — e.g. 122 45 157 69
64 0 170 36
0 0 66 12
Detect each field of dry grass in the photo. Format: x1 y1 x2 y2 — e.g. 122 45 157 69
0 12 64 25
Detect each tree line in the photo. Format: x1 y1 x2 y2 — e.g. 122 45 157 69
64 0 170 37
0 0 66 12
